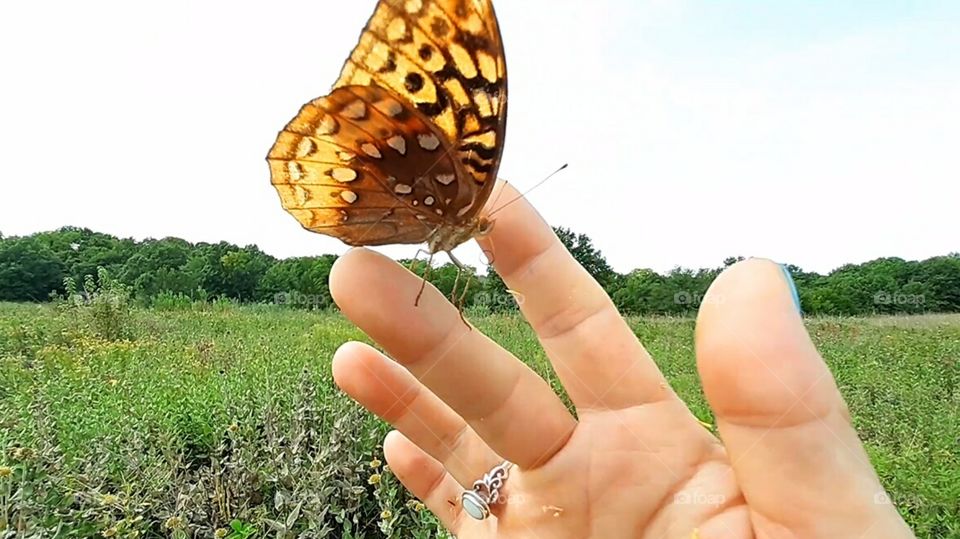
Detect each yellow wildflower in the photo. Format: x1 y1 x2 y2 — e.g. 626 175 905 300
380 510 393 520
164 516 185 529
100 494 120 506
368 474 381 485
214 529 228 539
369 458 382 468
0 466 12 478
103 526 119 538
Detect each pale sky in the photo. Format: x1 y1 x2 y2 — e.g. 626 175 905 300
1 0 957 274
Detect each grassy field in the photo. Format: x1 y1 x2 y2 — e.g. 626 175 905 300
0 301 958 538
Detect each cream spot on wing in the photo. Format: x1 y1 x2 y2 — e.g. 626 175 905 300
490 93 502 114
418 133 440 151
435 209 443 216
338 151 356 162
362 49 389 72
340 210 349 222
294 185 310 206
394 183 413 195
342 100 367 120
435 173 455 185
461 12 484 34
361 143 382 159
387 135 407 155
316 115 338 136
287 161 303 182
386 18 409 41
404 0 423 14
331 168 358 183
424 196 435 206
340 190 358 204
295 138 316 158
379 99 403 117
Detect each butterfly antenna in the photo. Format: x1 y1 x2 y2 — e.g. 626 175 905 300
488 164 568 218
486 178 512 215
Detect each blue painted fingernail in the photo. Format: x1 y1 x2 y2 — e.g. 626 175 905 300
780 264 802 313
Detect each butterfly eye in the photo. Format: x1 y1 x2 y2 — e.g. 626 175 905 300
477 218 495 237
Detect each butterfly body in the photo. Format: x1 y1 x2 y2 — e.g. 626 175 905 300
427 215 492 253
268 0 507 256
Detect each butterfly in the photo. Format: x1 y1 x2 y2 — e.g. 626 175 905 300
267 0 508 267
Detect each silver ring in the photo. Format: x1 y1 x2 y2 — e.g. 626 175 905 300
461 461 513 520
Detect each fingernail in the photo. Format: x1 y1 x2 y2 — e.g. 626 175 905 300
779 264 802 313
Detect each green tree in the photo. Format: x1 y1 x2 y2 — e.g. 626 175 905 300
915 254 960 311
0 236 66 301
553 227 616 289
184 243 274 301
3 226 960 316
220 248 275 301
119 237 198 300
35 226 136 284
479 267 520 312
612 268 665 315
259 255 338 309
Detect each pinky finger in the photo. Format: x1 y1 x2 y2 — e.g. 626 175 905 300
383 430 466 533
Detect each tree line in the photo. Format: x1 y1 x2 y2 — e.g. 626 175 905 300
1 226 958 316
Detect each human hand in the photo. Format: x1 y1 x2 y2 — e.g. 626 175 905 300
329 184 915 538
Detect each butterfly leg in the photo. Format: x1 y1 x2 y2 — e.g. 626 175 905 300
451 261 463 305
446 251 472 327
414 252 434 307
457 271 474 311
407 248 430 272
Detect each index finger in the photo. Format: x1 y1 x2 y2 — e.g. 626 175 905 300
330 248 577 469
478 182 674 410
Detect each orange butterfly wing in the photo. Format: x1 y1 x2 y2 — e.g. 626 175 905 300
268 0 507 252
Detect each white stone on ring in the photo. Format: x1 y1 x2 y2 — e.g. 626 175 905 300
461 489 490 519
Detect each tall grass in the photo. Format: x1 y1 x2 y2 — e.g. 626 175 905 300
0 302 957 537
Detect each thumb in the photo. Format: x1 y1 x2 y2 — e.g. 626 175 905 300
695 259 912 537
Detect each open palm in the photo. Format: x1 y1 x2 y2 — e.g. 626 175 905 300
330 184 914 538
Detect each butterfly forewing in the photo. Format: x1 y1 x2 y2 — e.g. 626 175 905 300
269 0 507 251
